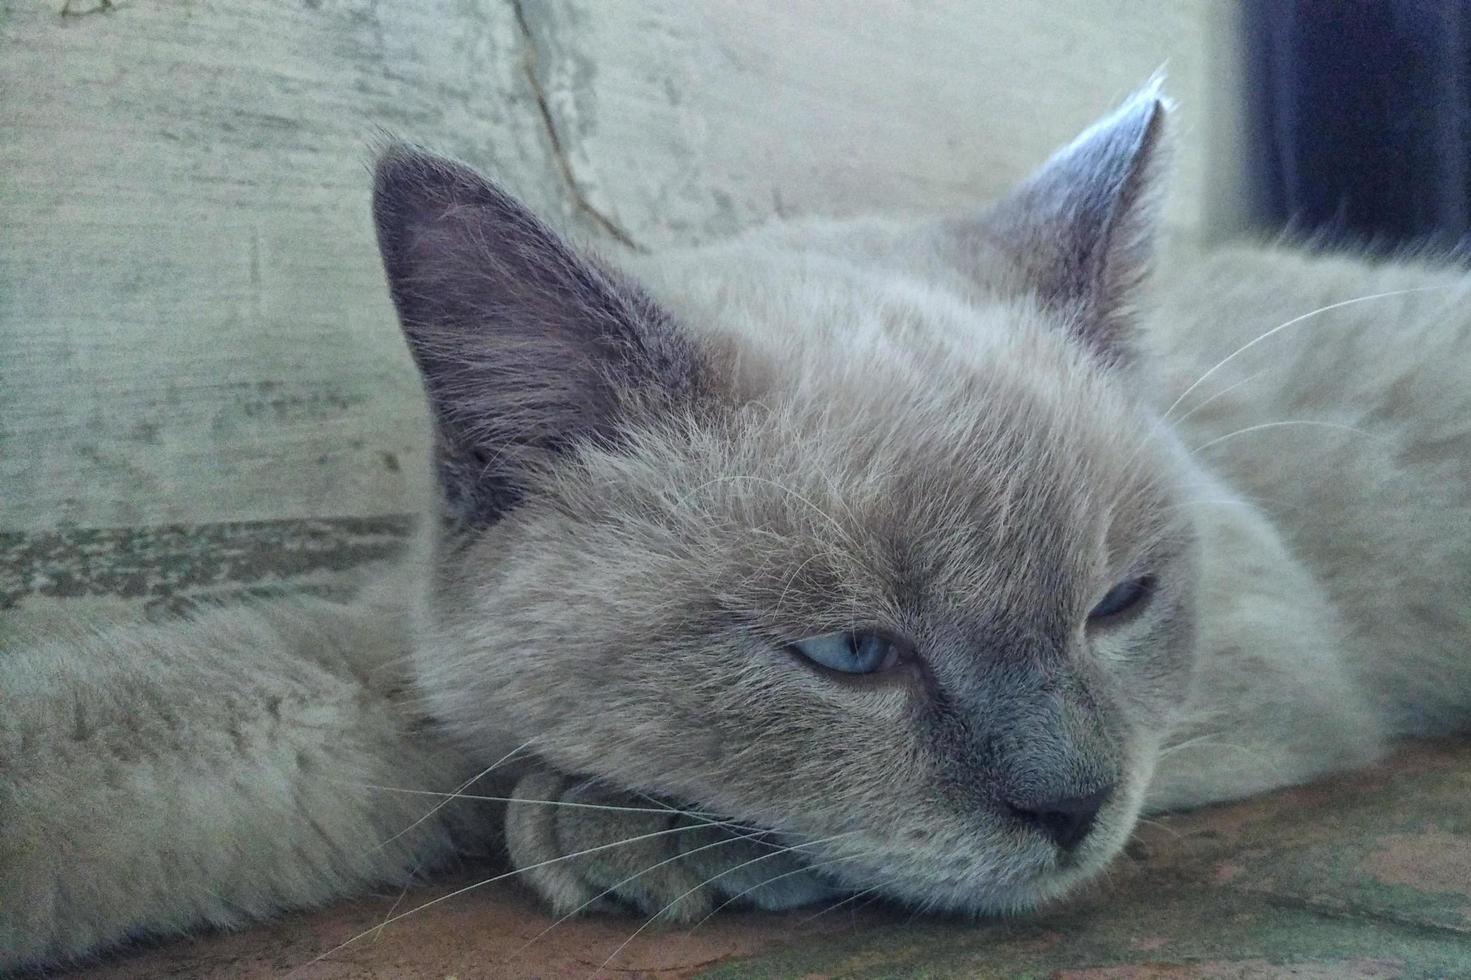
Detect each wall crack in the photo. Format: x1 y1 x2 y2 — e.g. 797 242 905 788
510 0 644 253
60 0 121 17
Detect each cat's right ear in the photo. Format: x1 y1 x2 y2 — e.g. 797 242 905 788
941 82 1171 365
372 145 700 528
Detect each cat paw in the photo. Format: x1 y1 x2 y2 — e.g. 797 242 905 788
504 768 840 923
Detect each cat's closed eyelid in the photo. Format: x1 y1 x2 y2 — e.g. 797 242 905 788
1084 575 1157 628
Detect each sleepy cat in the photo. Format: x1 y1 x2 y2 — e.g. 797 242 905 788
3 83 1470 971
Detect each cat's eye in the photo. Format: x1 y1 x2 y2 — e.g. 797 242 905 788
787 630 904 675
1086 576 1155 625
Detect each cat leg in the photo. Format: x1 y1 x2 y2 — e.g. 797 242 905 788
504 768 839 924
0 600 492 971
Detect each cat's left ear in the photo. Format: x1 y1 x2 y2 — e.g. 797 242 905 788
371 145 702 529
952 82 1171 364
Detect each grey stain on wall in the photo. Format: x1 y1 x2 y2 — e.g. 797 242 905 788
0 516 414 612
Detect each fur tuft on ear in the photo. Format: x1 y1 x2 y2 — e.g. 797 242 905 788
372 144 701 528
957 80 1172 364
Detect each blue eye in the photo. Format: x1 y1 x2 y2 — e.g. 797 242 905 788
1087 576 1155 623
788 630 903 675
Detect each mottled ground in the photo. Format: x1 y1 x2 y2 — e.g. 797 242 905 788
52 740 1467 980
8 521 1470 979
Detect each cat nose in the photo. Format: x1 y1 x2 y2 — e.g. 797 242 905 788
1005 787 1112 852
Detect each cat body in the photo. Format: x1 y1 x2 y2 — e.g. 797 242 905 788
3 87 1469 970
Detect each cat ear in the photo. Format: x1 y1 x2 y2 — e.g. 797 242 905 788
961 83 1170 363
373 145 700 527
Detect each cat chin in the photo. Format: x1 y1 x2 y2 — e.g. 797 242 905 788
787 776 1150 916
816 854 1099 918
793 827 1128 917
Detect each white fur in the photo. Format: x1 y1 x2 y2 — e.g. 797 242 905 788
0 586 493 969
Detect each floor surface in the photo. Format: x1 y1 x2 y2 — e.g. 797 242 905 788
68 739 1471 979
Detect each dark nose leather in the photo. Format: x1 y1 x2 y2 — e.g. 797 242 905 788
1006 787 1112 852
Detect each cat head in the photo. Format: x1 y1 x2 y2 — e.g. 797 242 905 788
373 83 1200 912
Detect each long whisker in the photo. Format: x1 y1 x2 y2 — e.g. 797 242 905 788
1155 492 1302 518
1154 734 1284 776
798 878 891 924
632 792 773 836
1162 286 1450 422
687 849 871 934
370 873 417 944
1117 350 1282 483
844 887 891 919
1156 729 1232 759
372 738 537 853
289 821 727 976
1190 420 1365 455
352 783 739 821
1114 412 1177 488
1167 368 1267 428
364 743 541 944
1132 816 1184 841
1156 497 1259 515
512 826 777 961
595 834 863 976
359 782 772 841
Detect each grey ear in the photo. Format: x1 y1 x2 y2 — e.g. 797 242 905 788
968 83 1170 363
373 145 700 527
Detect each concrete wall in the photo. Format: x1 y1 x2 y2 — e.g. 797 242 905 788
1 0 1234 535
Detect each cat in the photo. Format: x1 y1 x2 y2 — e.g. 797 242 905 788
4 81 1470 972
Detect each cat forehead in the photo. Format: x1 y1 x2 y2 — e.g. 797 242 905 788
637 242 1081 398
548 409 1175 638
666 258 1141 437
568 351 1170 582
614 237 1159 497
635 236 990 345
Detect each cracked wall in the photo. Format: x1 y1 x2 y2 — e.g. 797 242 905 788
0 0 1233 532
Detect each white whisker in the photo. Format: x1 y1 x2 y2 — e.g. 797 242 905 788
595 834 863 976
353 783 734 820
1190 420 1366 456
288 820 727 975
687 846 870 934
1167 368 1267 428
843 887 891 919
798 878 891 924
372 737 537 853
632 793 772 836
370 874 416 944
1157 497 1259 515
1132 816 1183 841
1162 286 1450 422
1154 731 1284 777
1157 729 1235 759
511 825 775 961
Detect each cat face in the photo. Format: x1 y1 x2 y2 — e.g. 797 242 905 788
375 83 1201 911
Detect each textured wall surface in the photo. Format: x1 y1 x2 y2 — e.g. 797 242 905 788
1 0 1229 539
